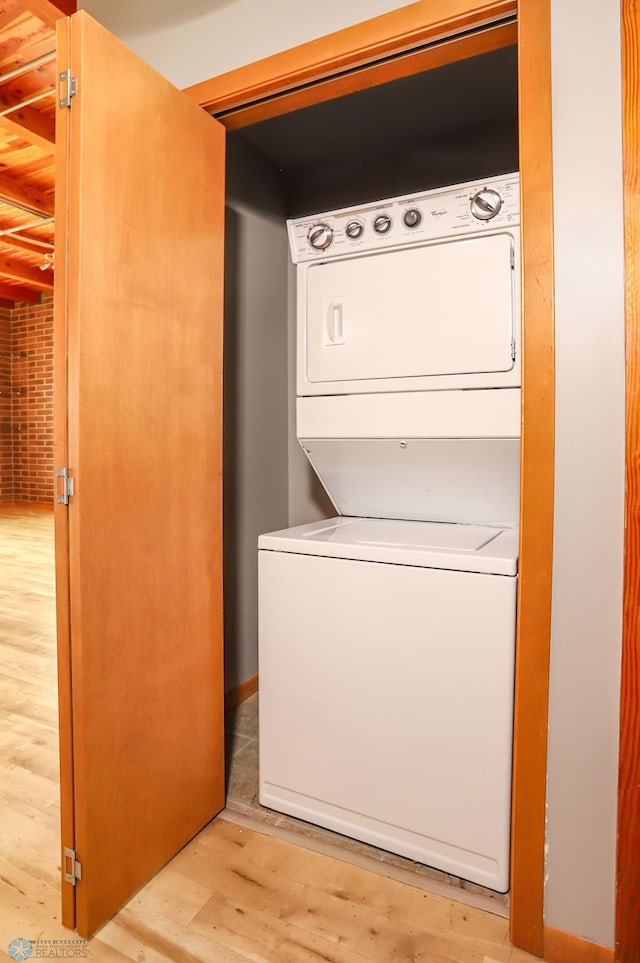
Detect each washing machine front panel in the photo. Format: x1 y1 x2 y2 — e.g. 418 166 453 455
258 547 517 891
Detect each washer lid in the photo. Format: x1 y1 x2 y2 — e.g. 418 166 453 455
259 516 518 576
299 436 520 529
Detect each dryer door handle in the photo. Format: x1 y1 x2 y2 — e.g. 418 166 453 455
325 301 345 346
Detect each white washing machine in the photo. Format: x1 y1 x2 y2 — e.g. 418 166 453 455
259 517 517 892
259 173 521 893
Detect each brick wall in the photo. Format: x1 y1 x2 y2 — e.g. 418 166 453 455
0 293 54 504
0 307 11 499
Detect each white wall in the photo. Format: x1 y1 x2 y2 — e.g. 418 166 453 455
78 0 626 947
77 0 408 89
546 0 624 947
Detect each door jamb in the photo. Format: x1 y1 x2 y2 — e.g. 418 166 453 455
187 0 517 113
53 13 77 932
186 1 555 955
617 2 640 960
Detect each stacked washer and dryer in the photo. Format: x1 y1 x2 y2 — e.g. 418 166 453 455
258 173 520 893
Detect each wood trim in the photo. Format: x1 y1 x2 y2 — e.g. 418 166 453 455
0 281 42 303
225 674 258 711
617 2 640 961
0 501 53 510
509 1 555 955
544 926 614 963
218 22 516 131
53 13 75 932
185 0 517 113
189 2 554 954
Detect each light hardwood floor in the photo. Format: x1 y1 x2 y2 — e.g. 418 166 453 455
0 504 540 962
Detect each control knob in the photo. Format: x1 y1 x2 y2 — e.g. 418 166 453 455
403 208 422 229
345 220 364 240
373 214 392 235
308 223 333 250
470 188 502 221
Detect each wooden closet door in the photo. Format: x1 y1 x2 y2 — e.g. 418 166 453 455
54 11 226 938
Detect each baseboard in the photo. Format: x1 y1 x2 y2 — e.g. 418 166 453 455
224 673 258 710
544 925 614 963
0 501 53 510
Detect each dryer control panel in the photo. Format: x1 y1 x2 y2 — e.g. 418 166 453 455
288 172 520 264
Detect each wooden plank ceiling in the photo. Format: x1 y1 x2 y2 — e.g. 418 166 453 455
0 0 73 306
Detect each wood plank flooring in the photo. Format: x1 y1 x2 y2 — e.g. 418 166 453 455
0 504 541 962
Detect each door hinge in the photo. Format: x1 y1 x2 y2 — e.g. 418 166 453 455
63 847 82 886
510 247 515 269
59 68 77 108
511 337 517 361
56 467 74 505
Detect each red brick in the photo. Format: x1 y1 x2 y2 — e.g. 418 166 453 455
0 299 54 503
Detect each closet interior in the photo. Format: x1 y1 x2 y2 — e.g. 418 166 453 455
222 37 519 900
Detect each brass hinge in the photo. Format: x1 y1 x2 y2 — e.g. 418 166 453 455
59 68 77 108
63 847 82 886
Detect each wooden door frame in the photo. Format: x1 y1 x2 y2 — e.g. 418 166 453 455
617 2 640 961
187 1 555 956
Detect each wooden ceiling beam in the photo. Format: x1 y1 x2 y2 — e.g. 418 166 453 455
0 169 54 216
0 280 42 304
0 37 58 75
0 3 62 304
0 4 24 34
19 0 72 28
0 253 53 289
52 0 76 14
0 232 52 256
0 86 55 150
0 110 54 153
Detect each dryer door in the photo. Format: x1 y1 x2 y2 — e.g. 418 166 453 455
303 232 515 389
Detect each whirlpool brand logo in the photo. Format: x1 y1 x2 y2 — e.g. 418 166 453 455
7 940 32 961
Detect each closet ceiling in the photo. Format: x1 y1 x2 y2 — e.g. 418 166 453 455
233 44 519 217
0 1 63 306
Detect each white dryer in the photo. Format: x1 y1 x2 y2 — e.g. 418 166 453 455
290 172 521 396
259 173 521 893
